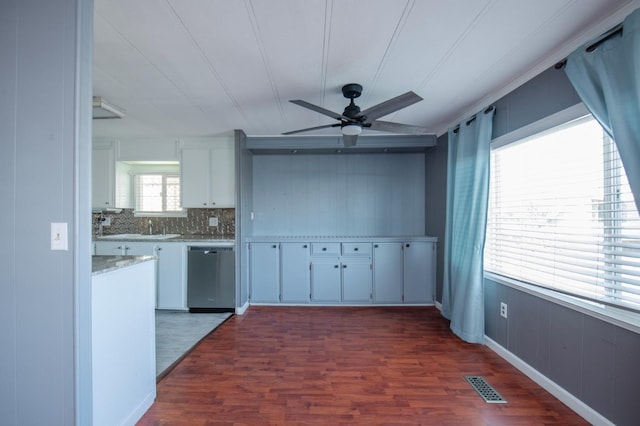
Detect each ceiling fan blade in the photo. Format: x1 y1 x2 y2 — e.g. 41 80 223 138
360 91 423 121
342 134 358 147
282 123 340 135
369 120 433 135
289 100 345 121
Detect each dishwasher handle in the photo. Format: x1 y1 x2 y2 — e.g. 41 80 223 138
188 246 234 255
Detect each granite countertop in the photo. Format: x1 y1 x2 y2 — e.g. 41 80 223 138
94 234 235 243
92 255 156 276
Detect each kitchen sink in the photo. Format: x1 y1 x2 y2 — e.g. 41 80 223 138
98 233 182 240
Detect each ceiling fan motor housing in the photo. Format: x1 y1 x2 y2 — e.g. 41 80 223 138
342 83 363 99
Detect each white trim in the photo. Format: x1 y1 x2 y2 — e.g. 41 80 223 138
485 272 640 335
435 301 443 311
236 300 250 315
490 103 589 149
484 337 613 426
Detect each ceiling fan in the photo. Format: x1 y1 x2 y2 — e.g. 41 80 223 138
283 83 432 147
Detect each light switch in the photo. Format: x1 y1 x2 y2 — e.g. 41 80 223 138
209 216 218 227
51 222 68 251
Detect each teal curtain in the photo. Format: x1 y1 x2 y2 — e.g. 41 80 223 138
442 108 495 343
564 8 640 213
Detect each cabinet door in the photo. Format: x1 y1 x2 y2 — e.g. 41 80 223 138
156 243 186 310
281 243 310 303
373 243 403 303
94 241 125 255
310 258 341 302
342 258 372 302
209 141 235 207
92 145 115 209
250 243 280 302
403 242 435 303
180 147 210 207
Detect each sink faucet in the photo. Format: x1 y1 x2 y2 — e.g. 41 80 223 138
148 220 153 235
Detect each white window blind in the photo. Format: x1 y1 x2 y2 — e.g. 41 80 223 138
485 116 640 313
134 174 182 213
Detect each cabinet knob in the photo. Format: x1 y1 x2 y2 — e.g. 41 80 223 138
374 244 378 248
272 245 277 249
157 247 162 251
334 265 339 268
342 264 347 268
322 247 327 251
406 243 411 248
116 246 122 249
354 247 359 251
303 245 308 248
203 202 207 206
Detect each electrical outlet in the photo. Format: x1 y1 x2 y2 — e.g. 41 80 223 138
209 216 218 227
102 216 111 226
500 302 508 319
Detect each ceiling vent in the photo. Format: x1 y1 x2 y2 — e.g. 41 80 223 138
92 96 125 119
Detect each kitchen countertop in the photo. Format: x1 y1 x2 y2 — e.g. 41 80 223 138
94 234 235 243
92 255 156 276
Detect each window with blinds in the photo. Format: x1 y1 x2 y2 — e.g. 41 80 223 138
485 116 640 313
134 174 183 214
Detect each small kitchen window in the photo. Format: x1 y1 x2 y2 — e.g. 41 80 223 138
133 173 186 217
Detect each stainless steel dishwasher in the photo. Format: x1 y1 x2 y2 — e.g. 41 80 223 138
187 246 235 312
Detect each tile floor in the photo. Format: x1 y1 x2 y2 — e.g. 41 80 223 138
155 310 232 377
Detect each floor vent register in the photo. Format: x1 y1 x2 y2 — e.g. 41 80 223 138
464 376 507 403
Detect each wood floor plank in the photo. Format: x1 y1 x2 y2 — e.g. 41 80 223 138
137 306 588 425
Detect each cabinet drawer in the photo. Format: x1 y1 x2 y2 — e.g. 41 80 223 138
311 243 340 255
342 243 371 256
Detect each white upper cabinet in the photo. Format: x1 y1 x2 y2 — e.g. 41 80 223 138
92 141 132 209
180 138 235 208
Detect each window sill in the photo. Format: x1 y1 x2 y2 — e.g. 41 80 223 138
133 211 188 218
484 271 640 335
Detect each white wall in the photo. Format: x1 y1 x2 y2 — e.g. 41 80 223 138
252 153 425 236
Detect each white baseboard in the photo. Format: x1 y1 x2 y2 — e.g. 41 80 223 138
236 300 249 315
435 301 442 311
484 336 613 426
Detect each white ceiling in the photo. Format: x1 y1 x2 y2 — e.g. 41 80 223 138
92 0 639 140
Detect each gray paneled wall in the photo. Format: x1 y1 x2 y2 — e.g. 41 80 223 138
1 0 92 424
485 279 640 425
252 153 425 236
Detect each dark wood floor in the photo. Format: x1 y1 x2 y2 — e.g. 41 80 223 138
138 306 587 425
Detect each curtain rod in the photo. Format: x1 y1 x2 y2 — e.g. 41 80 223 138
555 23 623 69
452 105 494 134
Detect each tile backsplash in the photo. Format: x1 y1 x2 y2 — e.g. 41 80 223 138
93 208 235 238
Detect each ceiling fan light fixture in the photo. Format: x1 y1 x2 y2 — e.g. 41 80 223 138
342 123 362 136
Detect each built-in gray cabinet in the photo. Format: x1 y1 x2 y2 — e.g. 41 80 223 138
249 242 280 302
341 243 373 302
310 257 342 302
372 243 404 303
341 258 372 302
248 238 435 305
281 243 310 303
403 242 435 303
